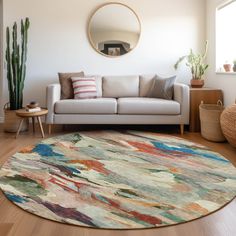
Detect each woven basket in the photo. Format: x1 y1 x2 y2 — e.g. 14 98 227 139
3 104 28 133
220 104 236 148
199 100 226 142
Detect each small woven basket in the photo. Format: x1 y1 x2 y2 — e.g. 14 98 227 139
220 103 236 147
199 100 226 142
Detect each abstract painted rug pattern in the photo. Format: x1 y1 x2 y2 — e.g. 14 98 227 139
0 131 236 229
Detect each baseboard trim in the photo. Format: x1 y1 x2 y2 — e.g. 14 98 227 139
0 117 4 123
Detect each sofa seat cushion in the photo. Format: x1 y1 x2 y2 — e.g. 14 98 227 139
118 97 180 115
55 98 117 114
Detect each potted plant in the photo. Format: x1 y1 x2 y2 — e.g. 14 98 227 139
233 60 236 72
223 61 232 72
174 41 209 88
3 18 30 133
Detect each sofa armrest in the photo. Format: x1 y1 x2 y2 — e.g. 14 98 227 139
46 83 61 124
174 83 190 124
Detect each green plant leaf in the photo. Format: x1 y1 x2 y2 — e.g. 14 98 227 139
5 18 30 110
174 41 209 80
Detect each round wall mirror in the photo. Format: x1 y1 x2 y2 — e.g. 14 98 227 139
88 3 141 57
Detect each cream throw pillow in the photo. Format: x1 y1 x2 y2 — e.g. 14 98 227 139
72 77 97 99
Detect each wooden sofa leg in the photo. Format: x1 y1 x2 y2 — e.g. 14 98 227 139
180 124 184 135
48 124 52 135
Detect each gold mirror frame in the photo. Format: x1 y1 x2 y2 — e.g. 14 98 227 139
88 2 141 58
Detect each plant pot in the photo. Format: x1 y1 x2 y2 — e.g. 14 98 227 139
190 79 204 88
223 64 232 72
3 108 28 133
233 64 236 72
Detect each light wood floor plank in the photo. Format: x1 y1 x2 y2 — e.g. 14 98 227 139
0 223 14 236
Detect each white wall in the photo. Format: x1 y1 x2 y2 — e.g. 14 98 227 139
206 0 236 106
0 0 206 120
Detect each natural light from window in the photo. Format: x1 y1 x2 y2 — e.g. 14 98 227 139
216 0 236 73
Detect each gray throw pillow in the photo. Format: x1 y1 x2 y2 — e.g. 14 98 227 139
148 75 176 100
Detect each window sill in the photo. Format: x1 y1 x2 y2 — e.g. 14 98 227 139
216 72 236 75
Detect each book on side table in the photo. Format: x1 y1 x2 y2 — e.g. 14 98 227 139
25 107 41 112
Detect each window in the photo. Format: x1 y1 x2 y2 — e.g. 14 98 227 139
216 0 236 72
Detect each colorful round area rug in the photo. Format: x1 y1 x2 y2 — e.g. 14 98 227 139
0 131 236 229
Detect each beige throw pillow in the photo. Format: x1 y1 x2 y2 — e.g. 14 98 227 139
58 71 84 99
148 75 176 100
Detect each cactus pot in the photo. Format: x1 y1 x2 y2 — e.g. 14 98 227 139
3 108 28 133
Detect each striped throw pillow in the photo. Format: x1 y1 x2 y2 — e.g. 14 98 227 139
71 77 97 99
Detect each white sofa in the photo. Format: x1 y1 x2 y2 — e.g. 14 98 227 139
46 75 189 134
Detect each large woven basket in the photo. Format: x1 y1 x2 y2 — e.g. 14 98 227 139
199 100 226 142
220 104 236 148
3 104 28 133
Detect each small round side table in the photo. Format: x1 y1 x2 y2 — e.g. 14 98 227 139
15 109 48 138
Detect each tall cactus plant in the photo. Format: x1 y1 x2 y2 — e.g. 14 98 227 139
5 18 30 110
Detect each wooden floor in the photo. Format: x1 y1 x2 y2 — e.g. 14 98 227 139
0 124 236 236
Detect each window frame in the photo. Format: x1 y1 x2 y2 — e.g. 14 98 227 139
215 0 236 74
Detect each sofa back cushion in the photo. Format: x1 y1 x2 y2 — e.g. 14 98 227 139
58 71 84 99
102 76 139 98
139 74 156 97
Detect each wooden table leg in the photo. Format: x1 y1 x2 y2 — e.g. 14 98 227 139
48 124 52 135
37 116 45 138
15 119 24 138
180 124 184 135
32 117 35 133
